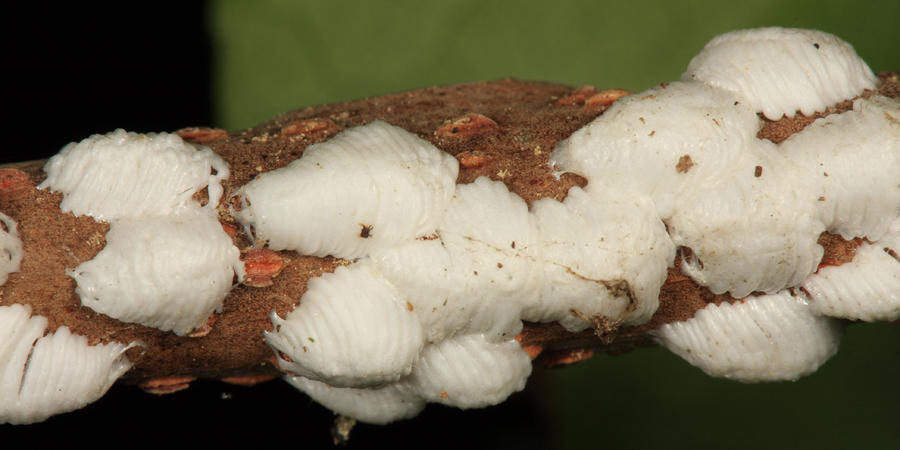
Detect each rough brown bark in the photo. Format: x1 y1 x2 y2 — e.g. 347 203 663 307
0 74 896 391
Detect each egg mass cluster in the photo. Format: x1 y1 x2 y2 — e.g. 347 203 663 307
40 129 244 336
242 121 674 422
0 303 132 424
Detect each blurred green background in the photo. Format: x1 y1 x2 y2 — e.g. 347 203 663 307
211 0 899 131
207 1 900 449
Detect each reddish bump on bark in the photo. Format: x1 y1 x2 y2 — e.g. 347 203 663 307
434 113 499 138
188 314 217 338
220 221 239 239
543 348 595 367
584 89 631 109
0 168 33 193
515 334 544 359
455 151 492 169
555 86 597 106
280 118 340 138
220 373 279 386
176 127 228 144
138 375 197 395
241 248 285 287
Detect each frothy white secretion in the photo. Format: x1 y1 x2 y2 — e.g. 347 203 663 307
556 27 898 380
801 216 900 321
248 27 899 424
39 129 229 220
0 304 132 424
38 129 243 335
651 292 843 382
682 27 878 120
70 210 243 335
233 120 459 259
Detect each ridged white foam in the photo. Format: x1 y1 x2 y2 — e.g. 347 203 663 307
266 263 424 387
407 334 532 409
0 304 132 424
284 376 425 425
653 292 842 381
781 96 900 240
70 208 241 336
527 187 674 330
368 177 542 342
233 120 459 259
682 27 877 119
39 129 228 220
803 215 900 321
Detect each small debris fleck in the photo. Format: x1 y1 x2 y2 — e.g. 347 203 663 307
676 154 695 173
332 415 357 446
359 224 373 239
754 165 763 177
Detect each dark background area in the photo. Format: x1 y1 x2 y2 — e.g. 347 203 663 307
1 2 899 448
1 4 212 164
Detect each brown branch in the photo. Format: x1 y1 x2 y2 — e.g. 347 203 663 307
0 75 896 391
